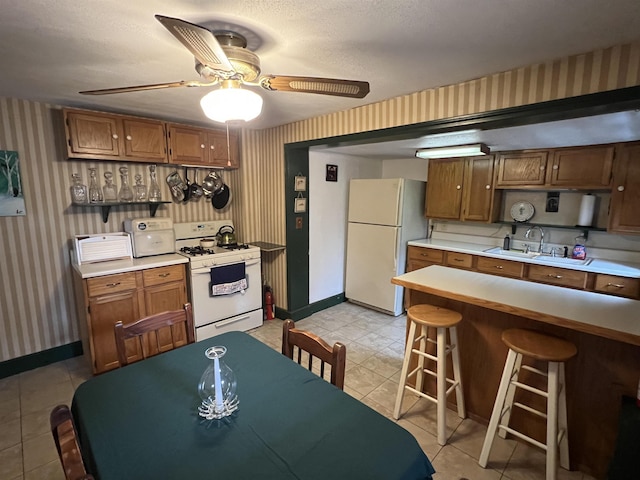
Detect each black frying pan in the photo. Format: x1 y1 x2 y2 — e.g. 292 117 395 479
211 184 231 209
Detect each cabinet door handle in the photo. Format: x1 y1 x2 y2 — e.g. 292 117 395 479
112 134 119 139
200 144 206 149
606 282 625 288
420 253 429 257
453 258 464 262
547 274 563 279
495 265 504 269
456 185 461 190
210 145 215 150
617 185 625 192
553 164 559 170
126 135 132 141
106 282 121 287
485 184 490 189
159 273 170 278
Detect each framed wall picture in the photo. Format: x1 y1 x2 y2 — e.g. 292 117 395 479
0 150 26 216
294 175 307 192
294 195 307 213
326 164 338 182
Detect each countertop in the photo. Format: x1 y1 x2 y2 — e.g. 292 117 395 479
408 238 640 278
72 253 188 279
392 265 640 346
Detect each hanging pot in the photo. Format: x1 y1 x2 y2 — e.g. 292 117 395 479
182 167 192 203
216 225 236 246
202 170 224 198
190 170 204 201
211 183 231 210
166 169 186 202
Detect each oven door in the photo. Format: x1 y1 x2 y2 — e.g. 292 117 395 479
189 258 262 328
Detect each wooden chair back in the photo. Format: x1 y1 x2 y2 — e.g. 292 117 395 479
282 319 347 390
50 404 94 480
114 303 195 366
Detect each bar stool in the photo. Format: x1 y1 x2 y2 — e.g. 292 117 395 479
393 304 466 445
479 328 577 480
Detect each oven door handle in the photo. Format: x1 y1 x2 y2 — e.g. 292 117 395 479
191 258 260 275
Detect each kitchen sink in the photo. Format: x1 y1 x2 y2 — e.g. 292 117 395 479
483 247 592 266
532 255 592 266
483 247 538 259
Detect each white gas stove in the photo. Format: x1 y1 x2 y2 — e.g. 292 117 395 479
174 221 263 341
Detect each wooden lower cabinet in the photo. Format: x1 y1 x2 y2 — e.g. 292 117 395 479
407 245 638 299
526 264 588 289
476 256 524 278
77 264 187 374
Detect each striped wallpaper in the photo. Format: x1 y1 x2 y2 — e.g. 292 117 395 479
1 41 639 362
238 41 640 315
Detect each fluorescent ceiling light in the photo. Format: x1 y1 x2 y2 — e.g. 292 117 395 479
200 80 263 123
415 143 490 159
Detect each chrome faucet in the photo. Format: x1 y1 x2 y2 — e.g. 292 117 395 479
525 225 545 253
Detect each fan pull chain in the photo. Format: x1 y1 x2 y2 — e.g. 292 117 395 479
226 123 231 168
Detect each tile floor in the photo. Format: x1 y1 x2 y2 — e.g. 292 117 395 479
0 302 597 480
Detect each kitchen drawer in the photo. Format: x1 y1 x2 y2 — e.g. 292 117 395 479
476 256 524 278
407 247 444 264
87 272 137 297
527 265 588 289
445 252 474 269
593 274 640 299
142 264 185 287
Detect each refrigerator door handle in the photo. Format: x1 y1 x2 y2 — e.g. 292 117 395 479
393 228 399 271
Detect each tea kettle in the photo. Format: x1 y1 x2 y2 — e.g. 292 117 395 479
216 225 237 246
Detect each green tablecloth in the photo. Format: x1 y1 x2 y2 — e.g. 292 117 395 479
72 331 435 480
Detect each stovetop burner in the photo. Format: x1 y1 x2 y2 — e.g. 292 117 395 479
220 244 250 251
180 246 215 256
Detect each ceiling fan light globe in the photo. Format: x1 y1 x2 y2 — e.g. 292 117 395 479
200 87 263 123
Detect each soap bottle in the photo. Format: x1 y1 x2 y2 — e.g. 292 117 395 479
502 235 511 251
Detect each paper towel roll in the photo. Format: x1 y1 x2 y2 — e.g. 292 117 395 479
577 194 596 226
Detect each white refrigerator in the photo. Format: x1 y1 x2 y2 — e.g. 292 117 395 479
345 178 428 316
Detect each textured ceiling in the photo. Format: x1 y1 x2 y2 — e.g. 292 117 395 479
1 0 639 130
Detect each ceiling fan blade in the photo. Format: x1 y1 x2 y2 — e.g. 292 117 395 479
155 14 235 74
260 75 370 98
79 80 213 95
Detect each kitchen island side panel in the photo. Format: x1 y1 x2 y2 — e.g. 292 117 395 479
405 287 640 479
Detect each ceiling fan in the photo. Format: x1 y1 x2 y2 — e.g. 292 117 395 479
80 15 370 122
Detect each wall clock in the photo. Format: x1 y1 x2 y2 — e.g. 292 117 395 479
510 201 535 222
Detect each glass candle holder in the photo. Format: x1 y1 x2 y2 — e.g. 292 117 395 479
197 346 239 420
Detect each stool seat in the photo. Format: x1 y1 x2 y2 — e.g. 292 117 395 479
394 304 465 445
408 304 462 328
502 329 577 362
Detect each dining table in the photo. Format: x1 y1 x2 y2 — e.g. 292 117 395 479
72 330 435 480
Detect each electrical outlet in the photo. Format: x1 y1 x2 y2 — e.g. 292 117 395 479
296 217 303 229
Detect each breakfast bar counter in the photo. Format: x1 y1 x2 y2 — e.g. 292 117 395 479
392 265 640 478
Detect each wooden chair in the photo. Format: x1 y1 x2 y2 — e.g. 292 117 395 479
114 303 195 366
282 319 347 390
50 405 94 480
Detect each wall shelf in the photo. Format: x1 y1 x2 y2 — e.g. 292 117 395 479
496 221 606 240
71 201 171 223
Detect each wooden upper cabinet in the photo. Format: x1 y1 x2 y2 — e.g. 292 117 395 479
64 108 168 163
547 146 613 188
167 123 239 168
167 124 207 165
461 156 500 222
608 142 640 234
209 130 239 168
425 158 465 220
496 151 548 187
65 110 121 158
121 118 167 162
426 156 499 222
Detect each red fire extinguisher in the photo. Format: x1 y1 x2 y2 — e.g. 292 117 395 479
264 285 275 320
